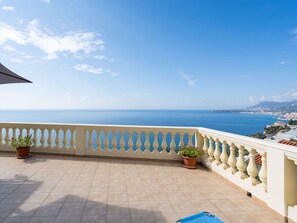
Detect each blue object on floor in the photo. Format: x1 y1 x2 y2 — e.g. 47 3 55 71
176 212 224 223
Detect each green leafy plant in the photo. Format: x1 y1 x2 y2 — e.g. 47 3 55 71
179 145 204 158
10 135 33 149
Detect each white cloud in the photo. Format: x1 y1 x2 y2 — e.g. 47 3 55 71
180 72 196 87
94 55 114 61
248 96 266 104
2 45 16 51
41 0 51 3
2 6 15 11
0 22 26 45
11 58 23 63
278 61 288 65
74 64 118 76
105 68 118 77
271 89 297 102
292 28 297 44
249 90 297 104
0 20 105 60
74 64 103 74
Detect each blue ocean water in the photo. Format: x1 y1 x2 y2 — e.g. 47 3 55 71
0 110 279 136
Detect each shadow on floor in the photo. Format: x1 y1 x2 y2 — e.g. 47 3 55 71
0 174 167 223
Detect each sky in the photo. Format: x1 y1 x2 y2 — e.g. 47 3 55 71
1 0 297 110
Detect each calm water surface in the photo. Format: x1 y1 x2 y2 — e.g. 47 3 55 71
0 110 279 136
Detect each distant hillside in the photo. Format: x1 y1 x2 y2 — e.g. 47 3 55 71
247 100 297 112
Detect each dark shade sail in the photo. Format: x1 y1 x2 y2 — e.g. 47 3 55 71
0 63 32 85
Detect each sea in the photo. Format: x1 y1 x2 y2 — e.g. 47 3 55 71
0 110 280 136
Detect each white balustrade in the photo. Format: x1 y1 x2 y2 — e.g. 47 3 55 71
0 122 297 222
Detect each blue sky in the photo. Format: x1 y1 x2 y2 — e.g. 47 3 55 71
1 0 297 109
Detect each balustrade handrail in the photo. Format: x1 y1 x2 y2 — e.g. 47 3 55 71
198 127 297 155
0 122 198 131
0 122 297 221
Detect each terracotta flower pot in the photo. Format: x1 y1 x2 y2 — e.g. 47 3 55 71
16 147 31 159
182 156 197 168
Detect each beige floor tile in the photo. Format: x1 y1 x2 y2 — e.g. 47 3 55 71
107 202 130 215
58 203 85 216
131 214 156 223
129 201 153 215
90 183 109 192
155 213 179 223
2 192 30 204
108 184 127 192
54 216 81 223
210 199 243 212
127 192 148 202
29 216 55 223
81 215 106 223
231 199 265 211
43 192 67 203
0 204 18 217
149 201 176 214
83 202 107 216
66 191 88 203
2 217 30 223
171 201 196 214
34 203 63 217
146 192 168 201
191 200 220 212
88 192 108 202
9 203 40 217
23 192 49 204
106 214 131 223
108 192 128 202
0 154 286 223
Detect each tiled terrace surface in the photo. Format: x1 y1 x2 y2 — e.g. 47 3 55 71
0 153 282 223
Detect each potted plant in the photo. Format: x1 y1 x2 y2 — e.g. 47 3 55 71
179 145 204 168
10 135 33 159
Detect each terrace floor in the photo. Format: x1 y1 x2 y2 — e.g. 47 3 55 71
0 153 283 223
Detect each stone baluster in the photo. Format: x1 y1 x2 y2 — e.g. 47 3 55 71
5 128 9 144
70 129 75 149
112 131 117 149
33 129 39 147
258 152 267 192
214 139 221 165
144 131 150 151
161 131 167 151
136 132 142 150
220 140 229 169
19 127 23 138
40 128 45 148
153 132 158 151
96 130 101 149
27 128 31 137
170 132 176 151
12 128 16 139
228 143 237 174
56 129 61 149
0 127 3 144
48 129 53 149
208 137 215 162
247 148 260 185
104 131 109 149
128 131 133 150
202 136 208 154
120 131 125 149
88 129 93 149
179 133 184 147
188 133 193 146
62 129 68 149
236 145 248 179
